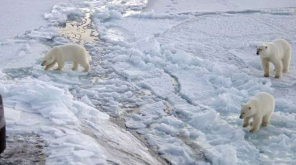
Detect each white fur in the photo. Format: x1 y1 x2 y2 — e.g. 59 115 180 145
257 39 291 78
41 44 91 72
240 92 274 132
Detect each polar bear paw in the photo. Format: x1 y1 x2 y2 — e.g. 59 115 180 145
249 128 258 133
261 121 268 127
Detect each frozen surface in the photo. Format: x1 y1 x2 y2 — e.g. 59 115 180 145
0 0 80 41
0 134 47 165
1 74 163 165
89 0 296 164
1 0 296 165
145 0 296 14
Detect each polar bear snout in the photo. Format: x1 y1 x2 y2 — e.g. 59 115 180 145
256 50 259 55
256 48 264 55
239 114 243 119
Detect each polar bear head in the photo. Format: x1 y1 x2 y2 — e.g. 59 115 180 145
256 44 270 58
41 48 57 66
239 103 255 119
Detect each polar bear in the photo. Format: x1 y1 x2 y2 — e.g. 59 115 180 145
41 44 91 72
239 92 274 132
257 39 291 78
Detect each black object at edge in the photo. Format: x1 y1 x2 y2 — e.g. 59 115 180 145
0 94 6 154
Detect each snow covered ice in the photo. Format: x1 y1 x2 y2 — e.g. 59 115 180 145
1 0 296 165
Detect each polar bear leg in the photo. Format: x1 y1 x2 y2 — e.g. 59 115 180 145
250 116 262 132
274 61 283 78
55 61 65 71
243 117 251 127
45 61 56 71
262 113 272 127
80 61 90 72
261 59 270 77
282 50 291 73
72 62 78 71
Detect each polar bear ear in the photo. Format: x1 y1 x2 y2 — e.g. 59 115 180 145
249 107 251 110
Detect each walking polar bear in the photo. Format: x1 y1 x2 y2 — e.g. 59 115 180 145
257 39 291 78
41 44 91 72
240 92 274 132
